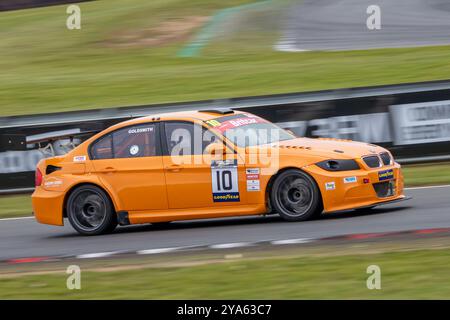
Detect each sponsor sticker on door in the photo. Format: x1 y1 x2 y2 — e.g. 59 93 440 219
245 168 260 191
247 179 260 192
246 168 260 180
211 159 240 202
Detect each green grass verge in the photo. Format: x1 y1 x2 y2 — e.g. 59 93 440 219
402 162 450 187
0 195 32 219
1 0 450 116
0 161 449 219
2 248 450 299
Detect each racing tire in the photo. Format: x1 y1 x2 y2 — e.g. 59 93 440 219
67 185 117 236
270 169 322 222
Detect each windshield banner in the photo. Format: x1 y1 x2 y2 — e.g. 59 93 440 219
205 114 268 133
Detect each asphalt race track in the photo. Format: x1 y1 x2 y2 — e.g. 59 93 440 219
276 0 450 51
0 186 450 260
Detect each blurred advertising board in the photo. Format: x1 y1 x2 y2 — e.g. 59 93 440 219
390 100 450 145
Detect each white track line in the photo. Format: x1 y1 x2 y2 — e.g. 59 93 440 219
271 238 313 245
405 184 450 190
0 216 34 222
209 242 253 249
273 38 310 52
137 247 179 255
76 251 119 259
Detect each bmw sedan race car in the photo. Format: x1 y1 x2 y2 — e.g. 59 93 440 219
32 109 406 235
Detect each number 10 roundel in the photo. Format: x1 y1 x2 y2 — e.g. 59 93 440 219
211 159 240 202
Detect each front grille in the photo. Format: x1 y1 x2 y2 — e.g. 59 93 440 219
363 155 380 168
380 152 392 166
373 181 395 198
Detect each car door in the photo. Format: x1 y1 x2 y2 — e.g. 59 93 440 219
90 122 168 211
162 120 247 209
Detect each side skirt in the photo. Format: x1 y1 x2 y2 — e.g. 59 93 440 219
127 204 267 225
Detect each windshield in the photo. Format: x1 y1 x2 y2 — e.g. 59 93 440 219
205 113 295 147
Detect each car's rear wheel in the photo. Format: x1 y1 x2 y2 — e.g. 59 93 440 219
270 169 322 222
67 185 117 236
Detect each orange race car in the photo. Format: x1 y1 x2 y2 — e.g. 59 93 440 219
32 109 407 235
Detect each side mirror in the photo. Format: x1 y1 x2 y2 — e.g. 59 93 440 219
205 142 228 156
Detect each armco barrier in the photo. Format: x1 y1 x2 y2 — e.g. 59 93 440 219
1 79 450 192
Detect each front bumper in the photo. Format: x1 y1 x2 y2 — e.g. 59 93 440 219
303 162 405 213
327 195 412 214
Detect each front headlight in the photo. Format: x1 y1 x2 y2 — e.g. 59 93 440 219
316 159 360 171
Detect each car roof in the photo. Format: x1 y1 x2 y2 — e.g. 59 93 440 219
116 109 247 127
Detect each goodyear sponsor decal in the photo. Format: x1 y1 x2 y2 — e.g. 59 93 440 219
213 193 240 202
378 169 394 181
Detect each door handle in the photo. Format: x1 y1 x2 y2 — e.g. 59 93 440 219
165 164 183 172
100 167 117 173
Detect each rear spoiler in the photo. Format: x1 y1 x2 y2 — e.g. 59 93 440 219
0 134 26 152
0 129 101 154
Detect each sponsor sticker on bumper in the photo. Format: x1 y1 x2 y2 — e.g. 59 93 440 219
325 182 335 190
44 178 63 187
343 176 357 184
378 169 394 181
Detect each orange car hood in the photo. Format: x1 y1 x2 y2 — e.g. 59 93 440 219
268 137 385 159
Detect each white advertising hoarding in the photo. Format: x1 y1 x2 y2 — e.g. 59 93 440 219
390 100 450 145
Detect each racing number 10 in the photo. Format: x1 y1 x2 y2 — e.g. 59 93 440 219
216 170 233 191
211 161 240 202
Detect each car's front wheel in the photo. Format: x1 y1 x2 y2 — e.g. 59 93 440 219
270 169 322 222
67 185 117 235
